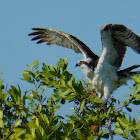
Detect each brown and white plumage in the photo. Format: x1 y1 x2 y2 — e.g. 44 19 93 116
29 24 140 107
100 24 140 68
29 28 98 60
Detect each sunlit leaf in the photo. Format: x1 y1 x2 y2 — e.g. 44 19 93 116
49 64 56 72
138 117 140 123
132 76 140 84
107 107 112 115
0 80 2 89
22 71 34 83
60 89 71 97
0 111 3 120
52 122 61 132
26 94 34 99
125 126 129 137
26 64 32 68
32 91 40 100
115 122 120 127
0 73 2 79
0 120 3 128
117 117 128 128
14 119 22 128
6 102 15 107
0 111 3 128
32 60 39 69
94 98 104 104
80 99 85 110
10 128 26 139
114 128 123 134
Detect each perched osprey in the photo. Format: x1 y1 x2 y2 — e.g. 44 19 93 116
29 24 140 106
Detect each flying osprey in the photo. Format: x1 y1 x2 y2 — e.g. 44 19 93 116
29 24 140 106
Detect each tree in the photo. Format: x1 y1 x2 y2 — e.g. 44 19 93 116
0 58 140 140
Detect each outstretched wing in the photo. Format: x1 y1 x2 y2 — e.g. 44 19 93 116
29 28 98 60
100 24 140 68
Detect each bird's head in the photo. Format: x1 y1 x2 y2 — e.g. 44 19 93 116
75 58 94 69
76 60 89 67
75 58 95 81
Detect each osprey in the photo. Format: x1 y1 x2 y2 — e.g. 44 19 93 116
29 24 140 106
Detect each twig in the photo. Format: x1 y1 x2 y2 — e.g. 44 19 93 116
106 118 113 140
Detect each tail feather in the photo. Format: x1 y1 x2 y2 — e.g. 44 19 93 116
117 65 140 79
118 65 140 73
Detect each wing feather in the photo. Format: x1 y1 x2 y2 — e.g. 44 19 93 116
29 28 98 60
111 24 140 53
100 24 140 68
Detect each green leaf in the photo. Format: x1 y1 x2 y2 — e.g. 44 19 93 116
32 60 39 69
80 99 85 110
49 64 56 72
115 122 120 127
60 78 66 86
117 117 128 128
0 73 2 79
0 120 3 128
0 111 3 128
107 107 112 115
132 100 140 105
14 119 22 128
98 129 106 136
26 64 32 68
10 128 26 139
32 91 40 100
40 113 49 125
25 134 34 140
94 98 104 104
133 92 140 98
87 136 96 140
125 126 129 137
37 104 42 112
67 121 74 132
64 56 68 63
66 93 76 101
60 89 71 97
22 71 34 83
114 128 124 134
61 121 68 135
0 111 3 120
61 98 65 104
26 94 34 99
132 76 140 84
0 80 2 89
125 106 132 112
52 122 61 132
77 130 83 139
138 117 140 123
66 114 79 121
136 84 140 93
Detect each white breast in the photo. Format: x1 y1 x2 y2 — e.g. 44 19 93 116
92 32 119 97
92 61 118 94
80 64 94 81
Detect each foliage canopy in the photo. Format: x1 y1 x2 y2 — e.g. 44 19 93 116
0 58 140 139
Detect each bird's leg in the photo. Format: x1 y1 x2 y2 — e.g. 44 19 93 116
102 85 111 109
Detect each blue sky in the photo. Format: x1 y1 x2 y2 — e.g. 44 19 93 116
0 0 140 135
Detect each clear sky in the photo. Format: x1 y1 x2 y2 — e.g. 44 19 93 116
0 0 140 137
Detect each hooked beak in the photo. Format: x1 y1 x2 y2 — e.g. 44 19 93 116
75 62 80 67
